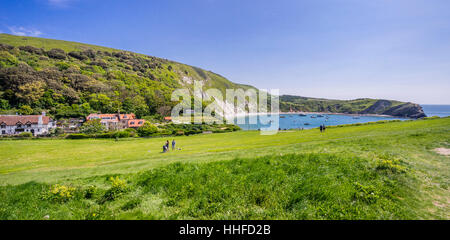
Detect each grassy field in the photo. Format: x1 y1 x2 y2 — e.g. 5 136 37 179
0 118 449 219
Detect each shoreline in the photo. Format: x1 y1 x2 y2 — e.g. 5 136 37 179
227 111 407 119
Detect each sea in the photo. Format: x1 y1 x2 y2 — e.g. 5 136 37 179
233 104 450 130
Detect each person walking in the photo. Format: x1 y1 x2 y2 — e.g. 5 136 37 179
165 140 170 151
172 139 176 150
320 125 323 132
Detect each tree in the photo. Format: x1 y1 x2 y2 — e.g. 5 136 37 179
89 93 113 113
123 95 149 118
157 106 171 117
16 81 46 104
80 119 106 134
80 102 93 115
19 105 33 115
137 122 158 136
0 99 9 110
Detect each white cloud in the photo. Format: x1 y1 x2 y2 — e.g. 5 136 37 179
8 26 43 37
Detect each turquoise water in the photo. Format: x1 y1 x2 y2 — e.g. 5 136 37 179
234 114 407 130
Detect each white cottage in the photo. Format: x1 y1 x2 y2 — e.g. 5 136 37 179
0 112 55 136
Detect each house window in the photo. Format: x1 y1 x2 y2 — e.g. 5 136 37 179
17 124 22 128
1 130 5 134
130 122 135 125
1 124 5 129
27 124 31 128
138 121 143 124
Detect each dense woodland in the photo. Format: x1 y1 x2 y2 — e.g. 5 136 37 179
0 43 188 119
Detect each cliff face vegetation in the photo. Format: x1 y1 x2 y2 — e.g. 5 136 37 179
280 96 426 118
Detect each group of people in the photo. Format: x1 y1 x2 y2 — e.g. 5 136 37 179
319 124 326 132
163 139 176 153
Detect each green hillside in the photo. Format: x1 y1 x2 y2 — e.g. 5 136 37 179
0 34 254 119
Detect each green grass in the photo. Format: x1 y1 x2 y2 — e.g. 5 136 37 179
0 118 449 219
0 33 117 53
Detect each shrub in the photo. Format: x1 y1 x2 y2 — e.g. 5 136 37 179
100 176 127 203
19 46 44 55
80 119 106 134
124 128 137 137
376 159 406 173
137 122 158 137
43 184 76 202
66 133 89 139
55 61 70 71
95 132 114 138
114 131 130 138
46 48 66 59
84 185 97 199
50 127 64 136
68 51 88 60
17 132 33 138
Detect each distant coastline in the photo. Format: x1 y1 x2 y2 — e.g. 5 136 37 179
229 111 407 119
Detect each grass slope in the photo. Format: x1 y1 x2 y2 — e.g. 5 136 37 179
0 33 256 118
0 118 449 219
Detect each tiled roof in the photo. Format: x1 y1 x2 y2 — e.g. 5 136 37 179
0 115 50 126
119 114 136 120
127 119 145 127
86 114 119 122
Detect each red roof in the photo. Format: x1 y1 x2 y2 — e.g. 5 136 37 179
119 114 136 120
0 115 50 126
86 114 119 122
127 119 145 128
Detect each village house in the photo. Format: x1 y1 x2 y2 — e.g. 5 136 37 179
0 112 55 136
56 118 85 133
86 113 145 130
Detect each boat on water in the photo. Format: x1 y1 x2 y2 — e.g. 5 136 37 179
280 116 286 118
298 113 307 117
304 123 310 125
310 116 317 118
317 114 324 117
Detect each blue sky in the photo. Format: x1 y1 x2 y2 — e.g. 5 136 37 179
1 0 449 104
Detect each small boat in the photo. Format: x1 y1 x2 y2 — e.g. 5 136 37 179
298 113 307 117
304 123 310 125
280 116 286 118
317 114 324 118
310 116 317 119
